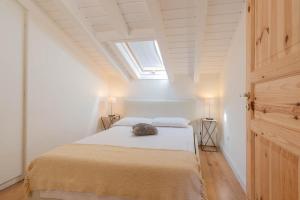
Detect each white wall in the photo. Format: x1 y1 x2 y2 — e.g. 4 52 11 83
0 0 109 187
125 77 195 99
0 0 24 186
108 74 221 120
109 74 220 99
220 10 246 190
26 14 108 164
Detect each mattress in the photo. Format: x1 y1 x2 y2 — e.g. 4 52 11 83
31 125 197 200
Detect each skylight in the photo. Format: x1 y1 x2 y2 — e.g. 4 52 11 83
115 40 168 79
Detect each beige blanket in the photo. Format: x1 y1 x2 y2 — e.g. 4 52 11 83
25 144 206 200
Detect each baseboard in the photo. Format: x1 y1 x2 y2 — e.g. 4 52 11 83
219 145 246 191
0 175 24 191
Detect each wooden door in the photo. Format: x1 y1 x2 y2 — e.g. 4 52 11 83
246 0 300 200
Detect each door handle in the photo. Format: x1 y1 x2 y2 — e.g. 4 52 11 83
241 92 255 111
240 92 251 100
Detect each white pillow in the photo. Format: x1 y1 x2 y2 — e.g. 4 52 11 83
113 117 153 126
152 117 190 128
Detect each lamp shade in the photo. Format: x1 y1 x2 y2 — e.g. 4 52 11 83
108 97 116 103
204 97 214 119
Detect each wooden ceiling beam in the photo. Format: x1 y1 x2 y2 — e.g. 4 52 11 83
54 0 130 81
193 0 208 82
19 0 130 81
144 0 175 81
101 0 129 37
95 29 155 42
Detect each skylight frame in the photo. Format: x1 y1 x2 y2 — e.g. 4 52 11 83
127 41 165 72
115 40 168 80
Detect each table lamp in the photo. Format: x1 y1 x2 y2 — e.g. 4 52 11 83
205 98 214 120
108 97 116 116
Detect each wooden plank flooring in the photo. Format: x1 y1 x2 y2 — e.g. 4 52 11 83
0 151 246 200
200 151 246 200
0 181 24 200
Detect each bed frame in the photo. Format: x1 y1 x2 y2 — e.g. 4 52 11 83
29 99 201 200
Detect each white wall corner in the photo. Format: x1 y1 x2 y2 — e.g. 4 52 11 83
219 146 247 191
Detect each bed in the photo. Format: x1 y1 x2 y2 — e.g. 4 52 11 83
25 100 206 200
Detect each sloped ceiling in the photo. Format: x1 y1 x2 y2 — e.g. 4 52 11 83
199 0 245 73
31 0 245 82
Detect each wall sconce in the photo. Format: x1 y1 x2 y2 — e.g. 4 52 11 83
108 97 116 116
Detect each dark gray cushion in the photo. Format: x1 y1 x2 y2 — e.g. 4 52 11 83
132 123 158 136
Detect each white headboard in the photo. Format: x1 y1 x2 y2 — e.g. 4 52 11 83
123 99 196 120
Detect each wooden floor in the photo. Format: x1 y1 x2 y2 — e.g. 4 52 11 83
0 151 246 200
0 181 25 200
200 151 246 200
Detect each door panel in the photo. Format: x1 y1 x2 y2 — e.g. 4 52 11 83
247 0 300 199
255 74 300 105
254 134 270 200
254 0 300 68
272 144 299 200
254 74 300 132
255 134 299 200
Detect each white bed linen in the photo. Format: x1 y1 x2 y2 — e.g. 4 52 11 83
77 125 195 152
36 125 195 200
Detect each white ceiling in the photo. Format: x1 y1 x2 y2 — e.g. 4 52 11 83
32 0 245 81
199 0 245 73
